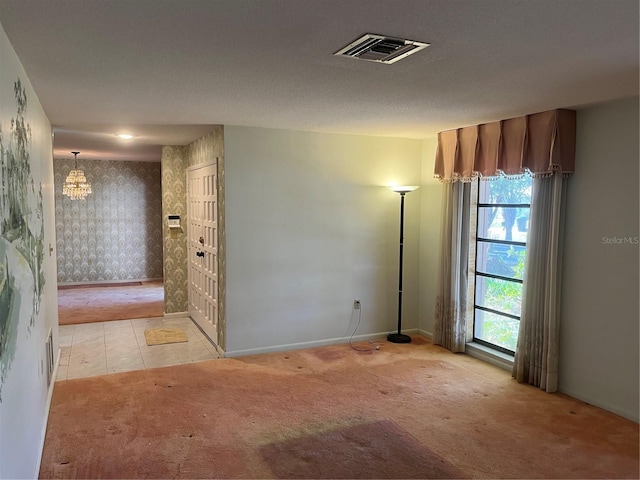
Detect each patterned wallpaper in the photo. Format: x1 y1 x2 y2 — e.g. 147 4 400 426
161 146 188 314
187 126 226 349
160 128 225 347
54 159 163 283
187 127 224 167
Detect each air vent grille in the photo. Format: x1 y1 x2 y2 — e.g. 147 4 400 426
45 329 54 386
335 34 429 64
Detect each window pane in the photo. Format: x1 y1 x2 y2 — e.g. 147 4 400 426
475 276 522 317
476 242 526 280
479 176 532 204
474 176 532 355
477 206 529 242
474 309 519 352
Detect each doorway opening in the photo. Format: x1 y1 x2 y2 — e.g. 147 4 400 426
53 155 165 327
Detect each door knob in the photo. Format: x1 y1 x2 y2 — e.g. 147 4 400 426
199 236 205 245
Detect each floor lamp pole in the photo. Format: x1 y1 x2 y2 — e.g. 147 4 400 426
388 190 412 343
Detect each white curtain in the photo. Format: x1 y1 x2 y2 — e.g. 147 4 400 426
434 181 471 352
513 174 567 392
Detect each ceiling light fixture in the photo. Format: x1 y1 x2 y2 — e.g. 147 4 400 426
116 133 134 139
62 151 92 200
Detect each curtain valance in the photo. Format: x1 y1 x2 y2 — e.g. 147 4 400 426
434 109 576 182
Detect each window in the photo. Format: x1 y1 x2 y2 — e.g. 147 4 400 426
473 176 532 355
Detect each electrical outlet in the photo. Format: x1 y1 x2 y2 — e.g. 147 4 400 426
354 299 361 310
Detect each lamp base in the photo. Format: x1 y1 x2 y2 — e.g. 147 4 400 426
387 333 412 344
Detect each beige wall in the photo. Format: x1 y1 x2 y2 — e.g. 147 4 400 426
54 159 163 283
559 97 639 421
223 126 423 355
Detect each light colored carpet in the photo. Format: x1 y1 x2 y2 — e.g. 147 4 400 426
40 336 639 479
144 327 188 346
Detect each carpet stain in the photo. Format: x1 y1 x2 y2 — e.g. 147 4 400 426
311 348 347 361
259 419 463 479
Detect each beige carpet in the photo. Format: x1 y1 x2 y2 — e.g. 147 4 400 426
58 281 142 290
57 280 164 325
40 336 639 479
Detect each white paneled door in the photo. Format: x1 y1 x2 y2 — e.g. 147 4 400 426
187 161 218 344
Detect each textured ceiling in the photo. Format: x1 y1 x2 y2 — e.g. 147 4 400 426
0 0 638 161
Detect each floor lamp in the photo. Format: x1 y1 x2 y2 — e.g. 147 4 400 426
387 185 419 343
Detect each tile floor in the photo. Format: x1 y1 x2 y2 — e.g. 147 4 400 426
57 316 221 381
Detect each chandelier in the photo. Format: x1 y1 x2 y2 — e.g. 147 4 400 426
63 151 92 200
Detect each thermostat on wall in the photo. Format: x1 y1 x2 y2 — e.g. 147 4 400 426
168 215 181 229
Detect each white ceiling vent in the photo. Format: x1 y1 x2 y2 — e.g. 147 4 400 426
334 34 429 64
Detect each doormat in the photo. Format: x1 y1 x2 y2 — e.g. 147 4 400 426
144 327 188 346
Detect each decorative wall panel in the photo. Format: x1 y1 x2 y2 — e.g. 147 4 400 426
0 26 58 477
54 159 163 283
0 78 47 402
161 146 188 313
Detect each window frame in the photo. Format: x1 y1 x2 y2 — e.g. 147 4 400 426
471 178 532 356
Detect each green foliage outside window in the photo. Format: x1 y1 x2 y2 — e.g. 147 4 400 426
480 249 526 351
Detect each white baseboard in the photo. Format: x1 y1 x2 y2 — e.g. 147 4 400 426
36 348 60 477
401 328 419 336
558 386 639 423
417 329 433 339
163 311 189 319
225 329 418 358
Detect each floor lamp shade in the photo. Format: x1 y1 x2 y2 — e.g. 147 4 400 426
387 186 418 343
